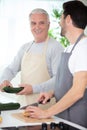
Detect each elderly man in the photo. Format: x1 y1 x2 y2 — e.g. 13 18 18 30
0 8 63 107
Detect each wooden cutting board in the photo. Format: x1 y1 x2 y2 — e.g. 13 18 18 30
12 112 54 123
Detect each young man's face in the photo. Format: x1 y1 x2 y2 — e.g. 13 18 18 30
30 13 50 43
60 14 67 37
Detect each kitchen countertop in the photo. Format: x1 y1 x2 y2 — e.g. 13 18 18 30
0 109 87 130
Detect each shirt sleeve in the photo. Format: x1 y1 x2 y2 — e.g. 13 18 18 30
75 45 87 72
69 40 87 74
0 43 31 83
32 39 64 93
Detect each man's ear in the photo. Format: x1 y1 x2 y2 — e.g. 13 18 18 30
66 15 72 25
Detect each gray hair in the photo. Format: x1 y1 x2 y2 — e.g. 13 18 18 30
29 8 50 22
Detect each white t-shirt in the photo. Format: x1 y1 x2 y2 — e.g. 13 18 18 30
65 37 87 75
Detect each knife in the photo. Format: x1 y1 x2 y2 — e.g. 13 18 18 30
20 99 50 109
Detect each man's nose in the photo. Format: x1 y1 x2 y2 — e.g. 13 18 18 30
35 24 40 29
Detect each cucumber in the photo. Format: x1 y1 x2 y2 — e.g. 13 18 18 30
0 102 20 111
3 86 24 93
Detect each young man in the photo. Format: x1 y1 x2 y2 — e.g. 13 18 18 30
0 9 63 107
25 1 87 128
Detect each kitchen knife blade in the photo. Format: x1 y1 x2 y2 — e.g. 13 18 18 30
20 99 50 109
20 102 38 109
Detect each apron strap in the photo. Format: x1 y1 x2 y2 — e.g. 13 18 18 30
26 41 34 52
71 32 84 53
42 36 49 55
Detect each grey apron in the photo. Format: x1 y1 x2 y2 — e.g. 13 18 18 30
54 33 87 128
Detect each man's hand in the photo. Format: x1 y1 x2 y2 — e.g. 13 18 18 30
25 106 50 119
38 91 54 104
17 84 33 95
0 80 12 91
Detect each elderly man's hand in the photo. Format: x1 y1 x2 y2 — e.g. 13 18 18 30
0 80 12 91
17 84 33 95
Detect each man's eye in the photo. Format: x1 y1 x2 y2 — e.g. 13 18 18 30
31 22 36 26
30 21 45 26
40 22 45 25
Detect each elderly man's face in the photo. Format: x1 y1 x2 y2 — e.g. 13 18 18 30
30 13 50 43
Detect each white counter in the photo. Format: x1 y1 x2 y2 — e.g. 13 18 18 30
0 109 87 130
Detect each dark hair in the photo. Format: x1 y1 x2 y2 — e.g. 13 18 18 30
63 0 87 29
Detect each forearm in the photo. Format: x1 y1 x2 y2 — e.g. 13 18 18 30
0 43 31 84
46 71 87 117
46 87 83 117
0 67 15 83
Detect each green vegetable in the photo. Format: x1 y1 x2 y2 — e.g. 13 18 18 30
3 86 24 93
0 102 20 111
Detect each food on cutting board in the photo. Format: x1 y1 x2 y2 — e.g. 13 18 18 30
23 111 30 117
0 116 2 123
0 102 20 111
0 111 2 123
3 86 24 93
